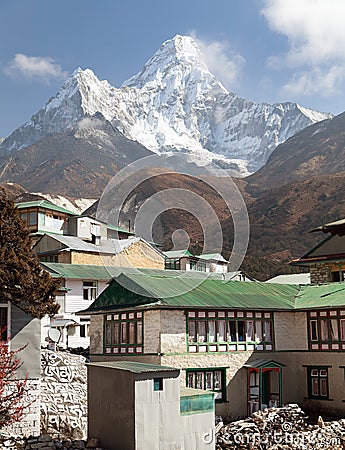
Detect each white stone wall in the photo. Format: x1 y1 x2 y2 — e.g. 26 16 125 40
40 350 87 440
274 311 308 351
160 310 186 354
2 379 41 438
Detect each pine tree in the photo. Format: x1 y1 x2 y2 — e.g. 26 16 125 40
0 188 60 318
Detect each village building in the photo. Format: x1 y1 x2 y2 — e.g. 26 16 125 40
16 200 134 242
36 238 164 349
82 268 345 420
291 218 345 284
163 249 229 273
15 199 164 349
88 361 215 450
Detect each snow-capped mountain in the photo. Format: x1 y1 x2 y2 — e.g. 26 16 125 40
0 35 332 175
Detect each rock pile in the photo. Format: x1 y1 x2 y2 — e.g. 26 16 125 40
0 435 106 450
216 404 345 449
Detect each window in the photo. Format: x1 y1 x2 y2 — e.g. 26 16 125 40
104 311 143 354
165 258 181 270
308 310 345 350
80 324 88 338
331 271 345 282
90 222 101 236
153 378 163 391
186 368 226 401
83 281 97 301
187 310 274 352
307 367 329 399
196 261 206 272
28 211 37 225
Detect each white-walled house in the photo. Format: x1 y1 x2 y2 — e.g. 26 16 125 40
164 250 229 273
40 263 126 349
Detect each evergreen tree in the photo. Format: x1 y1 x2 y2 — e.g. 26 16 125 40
0 188 60 318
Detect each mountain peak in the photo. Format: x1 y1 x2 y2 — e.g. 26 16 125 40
122 34 211 88
163 34 203 62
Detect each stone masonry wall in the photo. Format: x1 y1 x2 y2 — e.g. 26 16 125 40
2 379 41 438
310 264 330 284
70 241 164 269
160 310 186 354
274 311 308 351
89 315 103 355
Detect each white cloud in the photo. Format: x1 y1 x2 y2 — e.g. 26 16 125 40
283 65 345 97
4 54 68 83
261 0 345 97
191 33 245 89
261 0 345 67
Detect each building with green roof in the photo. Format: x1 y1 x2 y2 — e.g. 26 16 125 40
163 249 228 272
80 267 345 420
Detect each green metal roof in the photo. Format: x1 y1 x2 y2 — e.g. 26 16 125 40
85 269 299 312
244 359 286 369
87 361 178 374
295 282 345 309
198 253 228 262
81 268 345 313
163 249 194 259
15 200 78 216
41 262 124 280
107 223 135 235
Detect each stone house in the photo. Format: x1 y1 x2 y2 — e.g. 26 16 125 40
291 218 345 284
82 268 345 420
34 234 164 268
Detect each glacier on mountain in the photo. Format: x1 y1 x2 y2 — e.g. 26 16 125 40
0 35 333 176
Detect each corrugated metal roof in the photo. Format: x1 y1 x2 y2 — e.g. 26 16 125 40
83 268 345 312
15 200 78 216
107 223 135 235
295 283 345 309
41 262 124 280
199 253 228 263
87 361 178 374
86 269 299 312
37 234 142 255
163 249 194 258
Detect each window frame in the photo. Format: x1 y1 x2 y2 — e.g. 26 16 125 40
104 311 144 355
83 280 98 301
307 366 330 400
186 310 274 353
186 367 226 402
308 310 345 351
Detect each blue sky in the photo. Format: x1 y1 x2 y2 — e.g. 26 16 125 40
1 0 345 138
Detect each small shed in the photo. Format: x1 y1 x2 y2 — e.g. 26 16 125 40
87 361 215 450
